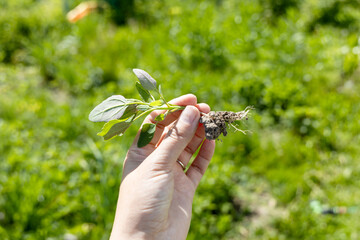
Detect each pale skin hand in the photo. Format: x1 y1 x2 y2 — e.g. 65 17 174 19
110 94 216 240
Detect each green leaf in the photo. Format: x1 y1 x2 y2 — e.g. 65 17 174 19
154 113 165 122
133 69 157 91
150 100 164 106
135 82 152 102
120 104 138 119
137 105 151 111
89 95 128 122
97 116 135 140
137 123 156 148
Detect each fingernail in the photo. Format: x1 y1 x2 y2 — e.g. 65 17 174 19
181 106 198 124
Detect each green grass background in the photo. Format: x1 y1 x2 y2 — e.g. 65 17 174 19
1 0 360 239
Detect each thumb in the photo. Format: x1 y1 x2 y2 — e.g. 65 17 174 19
149 106 200 169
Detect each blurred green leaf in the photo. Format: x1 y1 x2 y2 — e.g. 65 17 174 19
120 104 138 119
137 105 152 111
97 116 134 140
136 82 152 102
133 69 157 91
137 123 156 147
89 95 128 122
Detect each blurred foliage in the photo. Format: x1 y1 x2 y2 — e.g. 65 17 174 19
103 0 134 25
308 0 360 32
260 0 299 18
1 0 360 239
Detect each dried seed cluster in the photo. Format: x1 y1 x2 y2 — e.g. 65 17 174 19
200 109 250 140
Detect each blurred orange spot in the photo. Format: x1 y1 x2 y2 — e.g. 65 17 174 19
66 1 98 23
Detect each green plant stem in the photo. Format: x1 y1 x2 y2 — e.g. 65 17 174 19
133 105 185 121
161 96 171 108
158 93 171 108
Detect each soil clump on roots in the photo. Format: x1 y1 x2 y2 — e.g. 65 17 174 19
200 108 251 140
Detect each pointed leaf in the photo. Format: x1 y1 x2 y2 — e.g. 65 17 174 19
137 123 156 148
97 116 135 140
133 69 157 91
89 95 128 122
136 82 152 102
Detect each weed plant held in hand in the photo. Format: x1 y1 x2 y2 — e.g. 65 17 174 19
89 69 251 147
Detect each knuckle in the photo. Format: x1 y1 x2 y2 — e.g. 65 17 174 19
192 162 205 175
167 127 188 143
184 145 193 155
167 122 194 143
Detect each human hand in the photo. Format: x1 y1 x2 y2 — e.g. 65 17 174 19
110 94 216 240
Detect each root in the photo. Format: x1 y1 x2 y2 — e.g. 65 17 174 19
200 107 252 140
229 123 247 134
